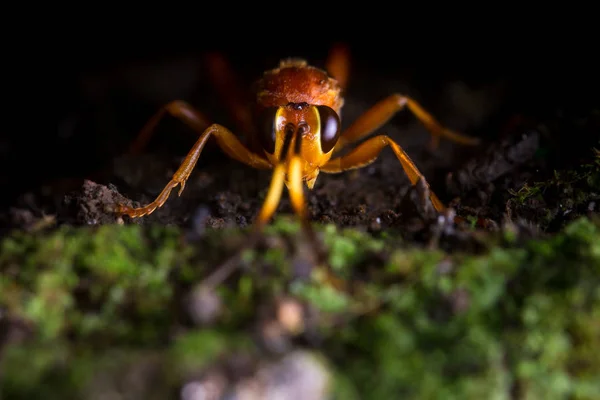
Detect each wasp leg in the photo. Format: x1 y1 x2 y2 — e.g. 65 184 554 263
115 123 272 218
127 100 213 155
325 42 351 93
321 134 446 212
128 52 257 157
205 133 329 287
287 154 327 260
287 156 309 221
255 164 287 226
203 52 256 136
203 158 328 287
198 162 287 288
335 94 480 153
253 133 325 262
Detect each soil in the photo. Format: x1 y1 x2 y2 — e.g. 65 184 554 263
3 49 599 246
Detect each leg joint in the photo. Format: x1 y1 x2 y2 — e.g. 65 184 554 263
391 93 407 107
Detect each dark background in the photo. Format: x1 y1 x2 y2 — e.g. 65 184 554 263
7 26 599 213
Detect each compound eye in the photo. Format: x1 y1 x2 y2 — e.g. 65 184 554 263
256 107 279 154
317 105 341 153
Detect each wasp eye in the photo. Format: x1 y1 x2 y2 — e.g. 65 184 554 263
317 105 341 153
257 107 279 154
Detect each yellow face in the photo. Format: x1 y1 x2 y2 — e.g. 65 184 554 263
257 102 341 187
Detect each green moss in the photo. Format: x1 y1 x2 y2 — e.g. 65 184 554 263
322 223 385 273
508 145 600 231
168 330 255 376
1 216 600 399
0 224 197 346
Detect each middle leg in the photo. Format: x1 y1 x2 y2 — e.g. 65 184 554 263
334 94 481 154
128 100 212 155
127 53 255 156
321 134 446 212
204 52 256 135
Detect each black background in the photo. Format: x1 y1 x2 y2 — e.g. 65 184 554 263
8 20 599 210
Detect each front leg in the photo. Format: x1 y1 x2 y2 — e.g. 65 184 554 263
321 135 446 212
335 94 481 153
115 123 272 218
325 42 351 93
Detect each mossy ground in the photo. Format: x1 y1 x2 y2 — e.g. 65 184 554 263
1 210 599 398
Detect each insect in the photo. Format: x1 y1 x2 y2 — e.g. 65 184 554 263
114 44 480 237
